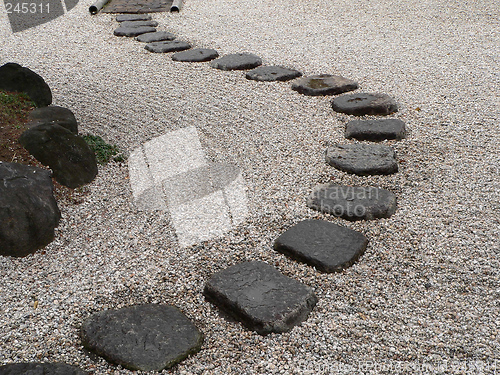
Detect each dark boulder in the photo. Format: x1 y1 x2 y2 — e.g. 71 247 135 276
28 105 78 134
0 63 52 107
19 124 98 188
0 162 60 257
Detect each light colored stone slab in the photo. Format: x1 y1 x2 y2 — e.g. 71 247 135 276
170 191 232 247
128 147 166 211
143 126 207 186
224 173 248 225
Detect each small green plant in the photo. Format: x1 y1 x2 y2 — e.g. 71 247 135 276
82 134 125 165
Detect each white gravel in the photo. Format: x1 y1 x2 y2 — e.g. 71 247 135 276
1 0 499 373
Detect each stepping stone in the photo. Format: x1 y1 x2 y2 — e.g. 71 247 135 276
81 304 204 372
145 40 191 53
204 261 318 335
325 144 398 176
331 93 398 116
0 363 88 374
128 126 248 247
210 53 262 71
120 20 159 28
172 48 219 62
291 74 358 96
136 31 176 43
245 66 302 82
116 14 152 22
274 220 368 273
345 119 407 141
114 26 156 37
307 184 397 221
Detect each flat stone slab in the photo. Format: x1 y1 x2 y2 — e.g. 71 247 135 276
172 48 219 62
345 119 407 141
128 126 248 247
0 363 88 374
245 66 302 82
145 40 191 53
307 184 397 221
274 220 368 273
136 31 176 43
116 14 152 22
210 53 262 71
291 74 358 96
325 143 398 175
331 93 398 116
120 20 159 28
104 0 173 13
81 304 204 372
114 26 156 37
204 261 318 335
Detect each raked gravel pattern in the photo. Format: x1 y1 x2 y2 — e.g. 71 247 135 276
1 0 499 374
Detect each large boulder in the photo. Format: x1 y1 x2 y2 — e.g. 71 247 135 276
0 63 52 107
19 124 98 188
28 105 78 134
0 162 60 257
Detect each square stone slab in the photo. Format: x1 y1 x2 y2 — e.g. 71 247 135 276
345 119 407 141
81 304 204 372
204 261 318 335
274 220 368 272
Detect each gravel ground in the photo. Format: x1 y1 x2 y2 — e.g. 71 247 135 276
1 0 499 374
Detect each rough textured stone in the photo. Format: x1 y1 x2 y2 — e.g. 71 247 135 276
325 143 398 175
0 162 60 257
116 14 152 22
210 53 262 71
274 220 368 273
0 63 52 107
28 106 78 134
0 362 88 374
19 124 98 188
245 66 302 82
114 26 156 37
172 48 219 62
332 93 398 116
81 304 204 372
307 184 397 221
145 41 191 53
119 20 158 28
204 261 318 335
291 74 358 96
136 31 176 43
345 119 407 141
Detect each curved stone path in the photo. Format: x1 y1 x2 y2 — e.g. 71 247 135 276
5 13 410 372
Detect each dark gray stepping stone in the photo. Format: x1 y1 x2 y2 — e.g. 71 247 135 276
210 53 262 71
81 304 204 372
332 93 398 116
145 41 191 53
307 184 397 221
291 74 358 96
345 119 407 141
116 14 152 22
325 144 398 176
204 261 317 335
274 220 368 273
136 31 176 43
114 26 156 37
172 48 219 62
120 20 159 28
245 66 302 82
0 363 88 374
